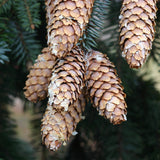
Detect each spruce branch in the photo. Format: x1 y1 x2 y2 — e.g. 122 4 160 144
151 1 160 64
14 0 41 31
10 22 41 65
23 0 34 29
0 17 12 43
80 0 110 50
100 0 121 58
0 64 36 160
0 41 10 64
0 17 11 64
0 0 12 14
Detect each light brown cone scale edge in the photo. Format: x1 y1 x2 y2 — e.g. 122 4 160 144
24 47 56 103
41 94 86 151
85 50 127 125
45 0 94 58
48 46 85 111
119 0 157 68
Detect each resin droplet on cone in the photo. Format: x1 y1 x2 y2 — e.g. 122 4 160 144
48 47 85 111
41 94 85 151
85 50 127 125
45 0 94 58
119 0 157 68
24 47 56 103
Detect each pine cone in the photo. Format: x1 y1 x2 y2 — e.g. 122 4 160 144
85 50 127 125
24 47 56 103
41 94 85 151
45 0 94 58
119 0 157 68
48 47 85 111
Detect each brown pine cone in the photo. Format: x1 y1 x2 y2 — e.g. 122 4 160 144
24 47 56 103
45 0 94 58
41 94 85 151
119 0 157 68
48 47 85 111
85 50 127 125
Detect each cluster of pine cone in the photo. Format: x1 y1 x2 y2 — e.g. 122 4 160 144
24 0 158 151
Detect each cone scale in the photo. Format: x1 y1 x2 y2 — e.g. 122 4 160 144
85 50 127 125
119 0 157 68
48 47 85 111
41 94 85 151
24 47 56 103
45 0 94 58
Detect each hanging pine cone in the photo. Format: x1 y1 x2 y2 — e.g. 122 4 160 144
85 50 127 125
24 47 56 103
45 0 94 58
41 94 85 151
119 0 157 68
48 47 85 111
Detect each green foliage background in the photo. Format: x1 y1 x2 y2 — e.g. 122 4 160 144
0 0 160 160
